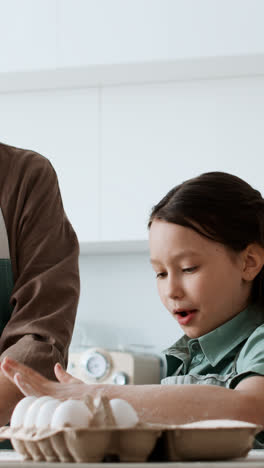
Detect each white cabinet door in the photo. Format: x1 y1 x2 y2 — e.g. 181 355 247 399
101 78 264 241
0 88 100 242
0 0 56 72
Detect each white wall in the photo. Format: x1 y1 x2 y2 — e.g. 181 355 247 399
1 0 264 71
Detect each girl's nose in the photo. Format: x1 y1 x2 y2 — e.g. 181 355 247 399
167 276 184 299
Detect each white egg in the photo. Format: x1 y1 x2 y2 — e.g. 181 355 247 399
50 400 92 428
109 399 139 428
10 396 37 428
35 399 61 428
24 396 54 428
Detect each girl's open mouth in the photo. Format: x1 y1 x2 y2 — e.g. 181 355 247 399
174 309 198 325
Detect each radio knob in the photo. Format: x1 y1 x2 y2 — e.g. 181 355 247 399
112 372 129 385
81 351 110 379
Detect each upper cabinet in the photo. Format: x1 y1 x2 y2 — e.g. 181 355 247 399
100 77 264 241
0 89 100 243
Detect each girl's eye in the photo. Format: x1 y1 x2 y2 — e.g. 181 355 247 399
156 272 167 279
182 266 198 273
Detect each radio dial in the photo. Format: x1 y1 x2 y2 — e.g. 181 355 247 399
112 371 129 385
81 350 110 379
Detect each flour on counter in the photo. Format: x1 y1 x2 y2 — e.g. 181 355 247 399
182 419 257 428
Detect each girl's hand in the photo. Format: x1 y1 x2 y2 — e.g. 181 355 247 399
0 356 88 400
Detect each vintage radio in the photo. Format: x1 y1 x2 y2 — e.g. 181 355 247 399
68 347 162 385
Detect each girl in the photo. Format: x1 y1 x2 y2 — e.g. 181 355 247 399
2 171 264 446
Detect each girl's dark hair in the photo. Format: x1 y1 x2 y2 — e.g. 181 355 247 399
148 171 264 305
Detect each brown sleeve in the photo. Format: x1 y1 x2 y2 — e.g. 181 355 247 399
0 149 80 380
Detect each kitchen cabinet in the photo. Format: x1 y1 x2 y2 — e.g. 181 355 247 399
100 77 264 241
79 240 148 255
0 88 100 242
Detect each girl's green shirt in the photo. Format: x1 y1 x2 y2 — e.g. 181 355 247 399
162 303 264 448
163 303 264 387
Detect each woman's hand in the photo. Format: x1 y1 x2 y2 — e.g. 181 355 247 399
0 356 90 400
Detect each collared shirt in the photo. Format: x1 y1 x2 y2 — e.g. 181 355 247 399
163 303 264 389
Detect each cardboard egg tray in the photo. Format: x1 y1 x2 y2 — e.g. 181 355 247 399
0 421 261 462
0 424 162 462
161 423 261 461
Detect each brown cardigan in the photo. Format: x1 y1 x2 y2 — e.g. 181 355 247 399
0 142 80 379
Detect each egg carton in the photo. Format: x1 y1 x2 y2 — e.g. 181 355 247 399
161 422 261 461
0 424 162 463
0 420 261 462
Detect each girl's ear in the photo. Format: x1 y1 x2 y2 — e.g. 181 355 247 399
242 244 264 281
